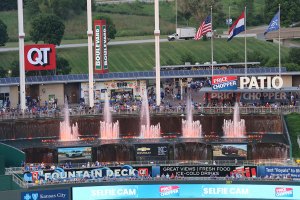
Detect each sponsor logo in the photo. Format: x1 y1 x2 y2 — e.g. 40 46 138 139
212 76 237 90
159 186 180 197
138 168 149 176
240 76 283 89
157 146 168 156
24 44 56 71
275 187 293 197
137 147 151 152
22 189 68 200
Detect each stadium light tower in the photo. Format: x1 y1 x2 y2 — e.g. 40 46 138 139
87 0 94 107
154 0 161 106
17 0 26 112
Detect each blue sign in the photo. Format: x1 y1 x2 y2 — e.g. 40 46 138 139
72 184 300 199
258 166 300 178
21 189 69 200
212 76 237 91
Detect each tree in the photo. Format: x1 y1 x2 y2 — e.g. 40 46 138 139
10 60 20 77
0 19 9 46
288 48 300 65
178 0 224 26
0 0 17 11
0 67 7 78
24 0 40 17
30 14 65 45
94 15 117 41
56 56 71 75
264 0 300 26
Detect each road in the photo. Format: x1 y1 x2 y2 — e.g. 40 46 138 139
0 38 169 53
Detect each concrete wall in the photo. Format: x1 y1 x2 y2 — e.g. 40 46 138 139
281 75 293 87
39 84 64 106
10 86 19 108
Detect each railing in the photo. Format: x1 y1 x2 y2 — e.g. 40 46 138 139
12 173 28 189
0 106 299 121
8 159 297 174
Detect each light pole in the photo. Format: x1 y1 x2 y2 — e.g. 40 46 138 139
154 0 161 106
87 0 94 108
17 0 26 112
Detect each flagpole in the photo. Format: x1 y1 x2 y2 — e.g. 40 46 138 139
279 4 281 76
211 5 214 77
244 6 247 76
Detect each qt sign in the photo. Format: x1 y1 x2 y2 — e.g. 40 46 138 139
24 44 56 71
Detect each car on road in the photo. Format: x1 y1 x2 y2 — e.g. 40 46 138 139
66 150 83 158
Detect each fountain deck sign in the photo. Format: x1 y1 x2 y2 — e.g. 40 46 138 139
212 76 283 90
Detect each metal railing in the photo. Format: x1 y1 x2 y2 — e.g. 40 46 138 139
12 173 28 188
0 106 299 121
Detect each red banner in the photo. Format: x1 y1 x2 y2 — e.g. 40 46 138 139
24 44 56 71
94 20 108 74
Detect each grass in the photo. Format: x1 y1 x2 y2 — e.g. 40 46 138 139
285 113 300 158
0 38 289 73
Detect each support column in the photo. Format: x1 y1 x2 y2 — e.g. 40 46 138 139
17 0 26 112
87 0 94 107
154 0 161 106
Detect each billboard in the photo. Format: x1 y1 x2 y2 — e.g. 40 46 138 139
24 44 56 71
23 165 152 181
213 144 247 160
57 146 92 163
94 20 108 74
72 184 300 199
21 189 69 200
135 143 168 157
257 166 300 178
159 165 256 178
212 76 237 90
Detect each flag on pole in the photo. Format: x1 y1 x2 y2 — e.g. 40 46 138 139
264 11 280 35
228 11 245 41
194 15 212 40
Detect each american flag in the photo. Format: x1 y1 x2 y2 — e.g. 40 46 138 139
194 15 212 40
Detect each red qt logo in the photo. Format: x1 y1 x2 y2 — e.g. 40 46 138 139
25 44 56 71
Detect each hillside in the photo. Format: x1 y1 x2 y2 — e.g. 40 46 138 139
0 38 288 74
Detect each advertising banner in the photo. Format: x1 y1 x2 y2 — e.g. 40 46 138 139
94 20 108 74
72 184 300 199
212 144 247 160
159 165 257 178
22 189 69 200
212 76 237 91
257 166 300 178
23 165 152 182
134 144 168 157
24 44 56 71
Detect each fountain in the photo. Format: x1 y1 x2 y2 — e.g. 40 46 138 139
140 90 161 138
100 93 120 140
182 96 202 138
59 97 79 141
223 103 246 138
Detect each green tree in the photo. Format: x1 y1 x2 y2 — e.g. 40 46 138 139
178 0 224 26
285 63 300 71
288 48 300 65
0 19 9 46
30 14 65 45
24 0 40 17
0 0 17 11
10 60 19 77
264 0 300 26
56 56 71 75
248 51 268 65
0 67 7 78
94 15 117 41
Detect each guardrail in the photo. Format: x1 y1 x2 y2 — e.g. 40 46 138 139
12 173 28 189
6 159 297 175
0 106 299 121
